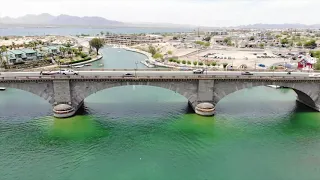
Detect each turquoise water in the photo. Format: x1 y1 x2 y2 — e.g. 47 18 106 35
1 48 320 180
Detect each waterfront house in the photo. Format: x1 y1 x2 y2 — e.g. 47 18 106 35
2 51 18 64
42 46 60 56
20 49 37 61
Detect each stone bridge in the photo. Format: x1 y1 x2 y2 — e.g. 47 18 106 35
0 76 319 117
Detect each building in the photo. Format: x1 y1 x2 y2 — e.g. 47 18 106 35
104 34 163 46
207 31 228 36
42 46 61 56
20 49 37 61
297 55 316 70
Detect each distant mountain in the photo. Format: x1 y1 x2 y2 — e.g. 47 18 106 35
235 23 320 29
0 13 123 27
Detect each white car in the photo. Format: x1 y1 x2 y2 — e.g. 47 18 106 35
309 74 320 77
59 69 79 75
193 69 204 74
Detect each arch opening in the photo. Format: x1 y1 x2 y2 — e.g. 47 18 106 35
76 85 195 116
214 85 316 114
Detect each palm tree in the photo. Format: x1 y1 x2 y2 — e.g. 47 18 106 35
78 46 83 52
59 47 66 58
0 46 8 68
11 42 16 50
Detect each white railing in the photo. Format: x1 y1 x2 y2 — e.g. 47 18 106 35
0 75 320 81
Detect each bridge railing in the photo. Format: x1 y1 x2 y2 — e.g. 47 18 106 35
4 66 320 73
0 75 319 81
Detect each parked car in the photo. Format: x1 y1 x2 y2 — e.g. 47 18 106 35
123 73 135 77
241 72 253 75
193 69 204 74
59 69 79 75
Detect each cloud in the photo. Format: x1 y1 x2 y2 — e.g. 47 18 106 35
0 0 318 26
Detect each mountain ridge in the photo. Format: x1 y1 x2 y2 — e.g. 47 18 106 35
1 13 320 29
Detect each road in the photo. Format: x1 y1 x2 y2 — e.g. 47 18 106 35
0 70 318 78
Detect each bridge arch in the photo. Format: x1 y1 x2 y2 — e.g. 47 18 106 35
213 80 319 111
70 80 199 109
0 81 55 104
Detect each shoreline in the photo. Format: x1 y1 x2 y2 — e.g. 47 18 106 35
60 55 103 68
123 47 155 62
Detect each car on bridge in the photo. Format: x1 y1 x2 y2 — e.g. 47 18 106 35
123 73 135 77
241 72 253 75
193 69 204 74
40 71 60 75
309 73 320 78
59 69 79 75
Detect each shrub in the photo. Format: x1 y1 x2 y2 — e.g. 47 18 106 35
199 62 204 66
176 60 181 64
193 61 198 65
83 57 92 61
182 60 186 64
153 53 163 59
187 61 191 65
80 52 88 58
211 61 217 66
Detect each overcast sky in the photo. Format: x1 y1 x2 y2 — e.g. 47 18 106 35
0 0 318 26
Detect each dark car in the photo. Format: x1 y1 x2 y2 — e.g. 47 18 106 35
123 73 135 77
241 72 253 75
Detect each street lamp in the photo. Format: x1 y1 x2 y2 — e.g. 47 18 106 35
135 61 138 77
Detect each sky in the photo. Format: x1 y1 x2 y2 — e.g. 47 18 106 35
0 0 318 27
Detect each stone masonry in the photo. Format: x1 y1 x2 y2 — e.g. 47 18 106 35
0 78 320 114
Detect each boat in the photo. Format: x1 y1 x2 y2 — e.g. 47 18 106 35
98 63 104 67
84 64 92 66
140 60 155 68
74 65 84 68
0 87 6 91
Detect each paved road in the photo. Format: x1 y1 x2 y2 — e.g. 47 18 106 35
0 71 318 78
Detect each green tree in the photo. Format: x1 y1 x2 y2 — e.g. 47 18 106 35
148 45 157 56
281 38 289 45
211 61 217 66
297 41 303 47
199 62 204 66
100 31 104 36
304 39 317 49
259 43 265 49
167 50 173 55
182 60 186 64
78 46 83 52
193 61 198 66
176 60 181 64
314 58 320 70
204 42 210 47
59 47 66 58
203 36 211 42
153 53 163 60
0 45 8 68
89 38 105 55
224 37 231 44
187 61 191 65
223 63 228 70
